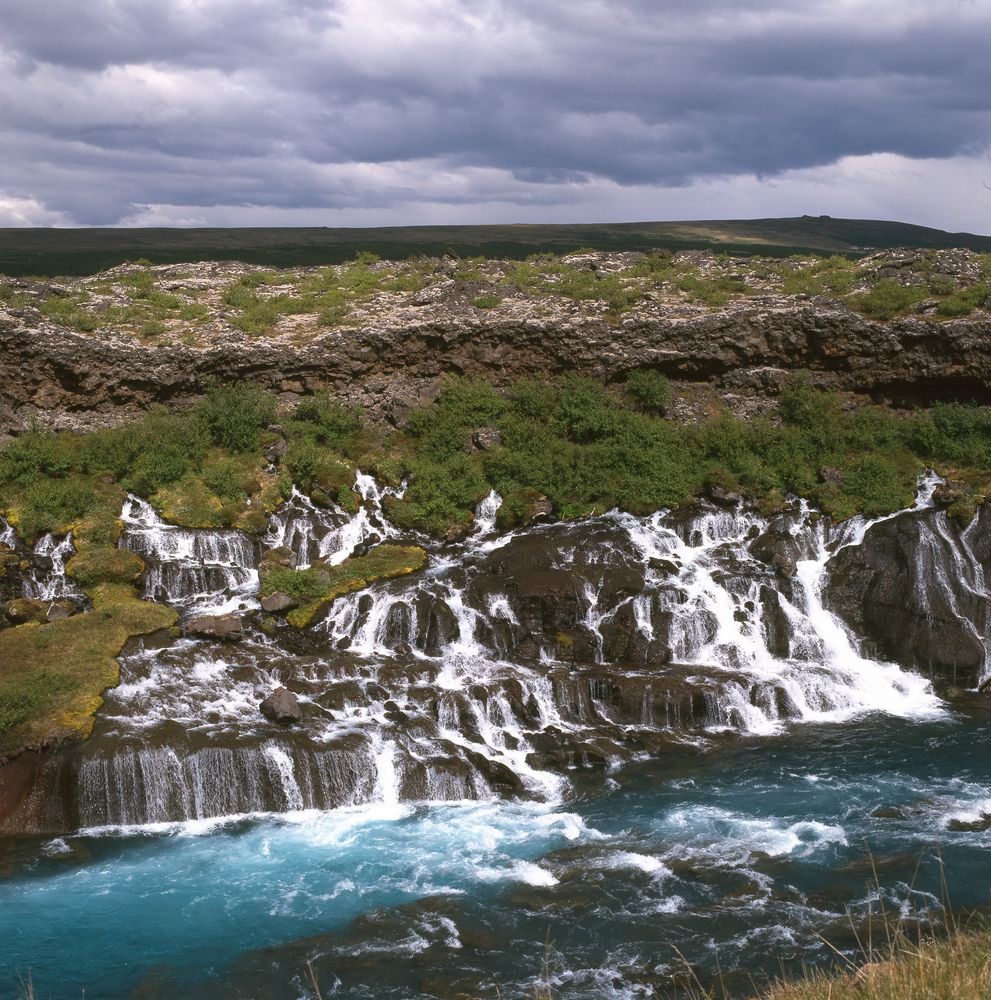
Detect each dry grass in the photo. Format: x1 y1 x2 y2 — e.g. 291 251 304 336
758 925 991 999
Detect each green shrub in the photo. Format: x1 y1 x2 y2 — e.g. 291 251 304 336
472 294 502 309
0 427 75 486
201 457 248 501
197 384 275 453
936 283 991 317
850 279 928 319
293 393 362 450
626 369 671 414
780 256 856 296
19 479 93 537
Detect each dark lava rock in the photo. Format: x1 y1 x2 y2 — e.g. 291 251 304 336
260 686 302 725
469 427 502 451
825 508 989 688
947 813 991 832
871 806 907 820
45 600 75 622
185 613 243 639
932 480 967 507
260 591 296 613
705 482 743 507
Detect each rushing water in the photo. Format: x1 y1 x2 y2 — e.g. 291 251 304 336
1 476 990 998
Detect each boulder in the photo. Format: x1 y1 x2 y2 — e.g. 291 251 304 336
185 613 243 639
932 480 967 507
45 600 75 622
471 427 502 451
260 591 296 614
260 686 302 725
5 598 50 624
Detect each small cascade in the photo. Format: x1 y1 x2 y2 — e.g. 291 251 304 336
0 515 15 549
119 495 259 613
23 531 82 602
264 471 405 569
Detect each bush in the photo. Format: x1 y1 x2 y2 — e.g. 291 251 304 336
197 384 275 453
936 283 991 317
850 279 928 319
626 369 671 415
201 457 248 501
0 427 75 486
293 393 362 451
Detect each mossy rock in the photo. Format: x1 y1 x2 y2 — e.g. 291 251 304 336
0 584 177 762
151 476 226 528
66 545 144 588
260 544 428 628
5 598 50 625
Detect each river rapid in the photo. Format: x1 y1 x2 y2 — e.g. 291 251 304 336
1 475 989 999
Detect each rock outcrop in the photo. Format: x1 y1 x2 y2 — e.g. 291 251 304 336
825 508 991 689
259 687 302 725
2 249 990 436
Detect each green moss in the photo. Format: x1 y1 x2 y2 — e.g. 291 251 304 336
66 546 144 588
0 584 176 761
259 544 428 627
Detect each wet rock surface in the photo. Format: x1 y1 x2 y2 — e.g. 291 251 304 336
6 475 980 835
259 686 303 725
184 613 243 639
825 506 991 689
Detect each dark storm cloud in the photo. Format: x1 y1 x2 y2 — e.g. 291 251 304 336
0 0 989 224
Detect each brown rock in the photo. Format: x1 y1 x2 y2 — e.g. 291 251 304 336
260 591 296 613
260 686 302 725
185 613 243 639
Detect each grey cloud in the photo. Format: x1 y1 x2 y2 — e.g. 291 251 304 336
0 0 988 224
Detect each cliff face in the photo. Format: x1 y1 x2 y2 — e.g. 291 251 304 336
1 248 989 433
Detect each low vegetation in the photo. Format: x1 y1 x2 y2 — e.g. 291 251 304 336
260 545 428 627
4 376 991 545
0 583 176 761
756 925 991 1000
3 247 990 345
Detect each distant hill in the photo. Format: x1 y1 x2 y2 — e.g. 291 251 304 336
1 216 989 278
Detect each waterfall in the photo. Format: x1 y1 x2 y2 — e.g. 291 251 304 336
0 515 15 549
25 474 990 836
120 494 259 613
23 531 82 601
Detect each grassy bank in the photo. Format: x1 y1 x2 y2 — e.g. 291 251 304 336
757 925 991 999
0 584 176 761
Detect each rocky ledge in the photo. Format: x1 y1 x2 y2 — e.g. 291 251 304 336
1 247 990 435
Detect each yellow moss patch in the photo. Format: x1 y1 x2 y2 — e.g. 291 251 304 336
0 583 176 762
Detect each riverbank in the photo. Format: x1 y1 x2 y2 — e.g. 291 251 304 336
758 924 991 1000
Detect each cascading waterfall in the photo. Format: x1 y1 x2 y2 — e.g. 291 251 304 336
22 530 81 601
120 494 259 613
21 474 987 836
0 515 15 549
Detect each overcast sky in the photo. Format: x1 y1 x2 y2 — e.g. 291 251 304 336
1 0 989 231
